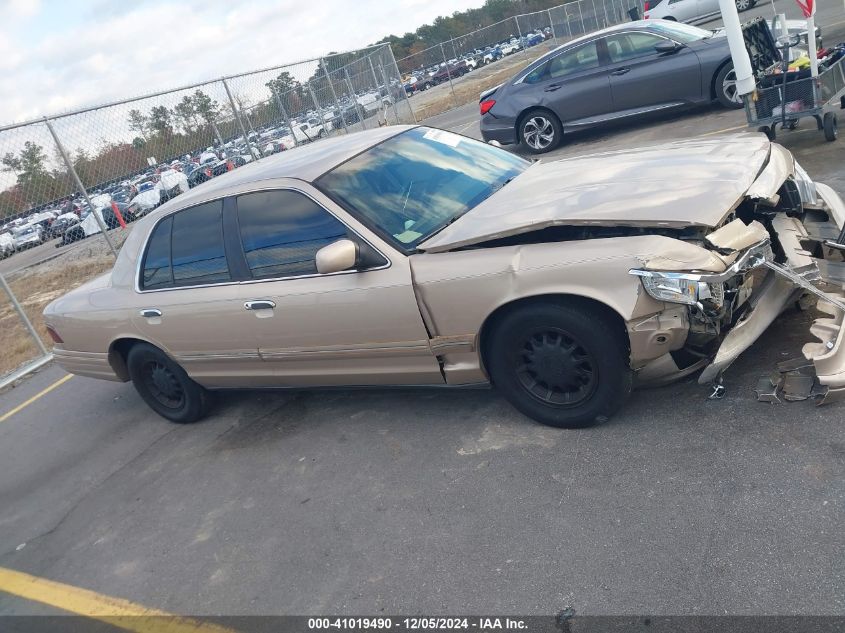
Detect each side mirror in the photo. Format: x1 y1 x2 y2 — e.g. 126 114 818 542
654 40 682 54
315 239 358 274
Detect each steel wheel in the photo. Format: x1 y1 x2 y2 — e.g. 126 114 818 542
142 361 186 410
721 68 741 105
516 328 597 407
523 116 556 151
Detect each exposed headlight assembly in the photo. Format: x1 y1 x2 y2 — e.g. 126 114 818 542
636 276 725 308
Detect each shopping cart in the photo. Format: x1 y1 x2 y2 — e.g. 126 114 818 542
744 33 845 142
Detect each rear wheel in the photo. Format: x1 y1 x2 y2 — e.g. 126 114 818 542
715 63 743 109
519 109 562 154
127 342 212 424
485 301 631 428
735 0 755 10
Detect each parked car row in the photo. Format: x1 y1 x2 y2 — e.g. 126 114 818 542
403 28 553 95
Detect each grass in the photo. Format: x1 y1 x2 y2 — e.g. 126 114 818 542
0 256 115 377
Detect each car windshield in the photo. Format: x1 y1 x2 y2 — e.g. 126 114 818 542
648 21 712 42
316 127 529 249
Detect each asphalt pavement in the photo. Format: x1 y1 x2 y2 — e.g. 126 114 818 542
1 1 845 620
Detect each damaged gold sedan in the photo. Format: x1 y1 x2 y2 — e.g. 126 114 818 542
44 126 845 427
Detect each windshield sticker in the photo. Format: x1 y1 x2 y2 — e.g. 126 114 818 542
423 128 461 147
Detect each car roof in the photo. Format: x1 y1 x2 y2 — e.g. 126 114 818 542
160 125 413 209
546 19 660 52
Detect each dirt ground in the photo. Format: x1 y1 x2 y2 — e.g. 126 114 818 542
0 232 125 377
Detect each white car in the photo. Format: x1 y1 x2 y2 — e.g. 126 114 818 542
645 0 757 23
0 232 14 258
11 224 43 250
292 119 330 143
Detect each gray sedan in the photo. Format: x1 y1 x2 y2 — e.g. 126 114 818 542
480 20 742 153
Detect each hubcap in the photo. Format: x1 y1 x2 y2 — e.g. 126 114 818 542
523 116 555 150
722 69 741 104
143 361 185 409
516 329 597 406
735 0 750 9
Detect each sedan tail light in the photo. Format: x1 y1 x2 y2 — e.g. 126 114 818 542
480 99 496 115
45 325 64 344
643 1 650 15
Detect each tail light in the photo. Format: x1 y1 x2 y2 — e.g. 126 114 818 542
480 99 496 115
45 325 64 344
643 1 650 15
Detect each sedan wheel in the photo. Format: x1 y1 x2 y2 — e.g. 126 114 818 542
735 0 752 10
716 64 744 109
520 111 561 154
485 301 631 428
127 342 212 423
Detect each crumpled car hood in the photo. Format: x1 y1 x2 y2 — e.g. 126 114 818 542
419 134 774 253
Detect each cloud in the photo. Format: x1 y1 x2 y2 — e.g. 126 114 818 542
0 0 484 127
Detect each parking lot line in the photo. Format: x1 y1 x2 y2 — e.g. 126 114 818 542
0 374 73 424
0 566 236 633
698 124 747 137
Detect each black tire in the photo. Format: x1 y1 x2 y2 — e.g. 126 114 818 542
518 108 562 154
824 112 838 142
424 81 433 90
485 301 632 428
758 125 776 141
715 63 743 109
127 342 212 424
664 15 677 21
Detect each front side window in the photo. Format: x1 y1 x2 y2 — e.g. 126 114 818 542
140 200 230 290
605 32 665 63
236 190 349 279
315 127 528 250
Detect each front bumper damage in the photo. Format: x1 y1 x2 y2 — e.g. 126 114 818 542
630 152 845 404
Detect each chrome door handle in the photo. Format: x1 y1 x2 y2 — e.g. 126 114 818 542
244 300 276 311
140 309 162 318
611 67 630 76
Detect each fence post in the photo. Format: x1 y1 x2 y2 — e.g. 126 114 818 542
321 59 348 134
210 118 225 149
44 117 117 258
0 272 49 357
343 67 366 129
222 78 260 160
548 9 557 42
306 81 322 121
439 43 458 108
377 59 401 124
578 1 586 35
515 15 522 40
272 89 299 147
386 43 417 123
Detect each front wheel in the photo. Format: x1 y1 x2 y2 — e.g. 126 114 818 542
735 0 755 11
127 342 212 424
519 109 562 154
824 112 838 142
715 63 743 109
485 302 632 428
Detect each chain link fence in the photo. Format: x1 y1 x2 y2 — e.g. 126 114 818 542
0 43 412 385
399 0 645 119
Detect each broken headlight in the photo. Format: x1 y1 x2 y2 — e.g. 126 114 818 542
634 273 725 308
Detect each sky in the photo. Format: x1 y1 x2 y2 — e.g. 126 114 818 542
0 0 485 126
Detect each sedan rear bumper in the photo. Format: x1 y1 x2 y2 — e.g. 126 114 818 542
480 116 517 145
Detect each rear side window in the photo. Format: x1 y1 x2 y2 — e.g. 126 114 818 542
140 200 231 290
141 216 173 289
236 190 349 279
549 42 600 78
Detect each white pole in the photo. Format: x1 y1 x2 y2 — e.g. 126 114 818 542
716 0 756 96
806 14 819 77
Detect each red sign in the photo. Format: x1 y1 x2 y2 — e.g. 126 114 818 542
795 0 814 18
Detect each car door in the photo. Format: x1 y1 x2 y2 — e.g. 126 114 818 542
129 199 263 387
514 40 612 124
602 31 702 112
232 187 444 387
